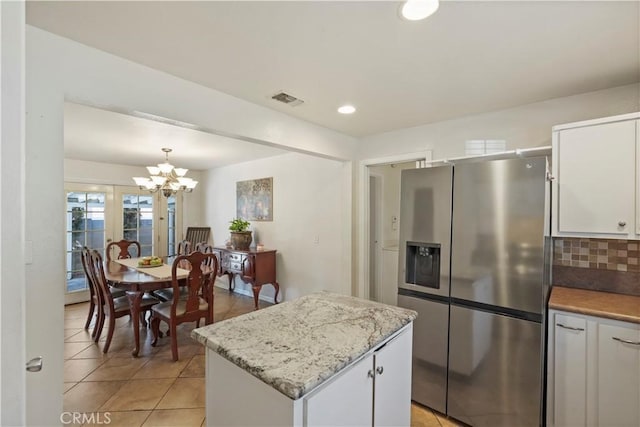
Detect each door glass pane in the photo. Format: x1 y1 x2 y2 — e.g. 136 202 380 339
167 195 176 256
66 191 106 294
122 193 154 256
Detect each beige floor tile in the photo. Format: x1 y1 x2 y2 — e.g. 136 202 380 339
132 356 189 379
100 378 174 411
66 317 93 329
156 378 205 409
64 382 78 393
64 358 105 382
65 342 93 359
65 329 97 343
72 343 112 360
63 290 259 423
83 410 151 427
411 404 442 427
65 328 85 339
153 341 203 360
142 408 205 427
64 380 126 412
84 357 150 381
180 355 205 378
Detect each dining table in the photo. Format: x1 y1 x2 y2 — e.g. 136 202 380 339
104 256 193 357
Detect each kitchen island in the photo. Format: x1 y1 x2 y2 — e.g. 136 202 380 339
191 292 417 427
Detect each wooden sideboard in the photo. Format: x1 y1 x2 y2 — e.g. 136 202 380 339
213 246 280 310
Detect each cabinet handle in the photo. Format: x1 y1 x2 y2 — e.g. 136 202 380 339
612 337 640 346
618 221 627 227
556 323 585 332
367 370 375 379
376 366 384 375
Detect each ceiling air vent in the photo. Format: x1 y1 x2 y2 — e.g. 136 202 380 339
271 91 304 107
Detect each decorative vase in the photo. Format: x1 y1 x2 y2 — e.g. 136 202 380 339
230 231 252 250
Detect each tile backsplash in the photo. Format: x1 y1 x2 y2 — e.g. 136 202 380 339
553 237 639 272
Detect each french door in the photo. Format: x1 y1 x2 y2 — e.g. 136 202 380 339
64 184 114 304
65 183 182 304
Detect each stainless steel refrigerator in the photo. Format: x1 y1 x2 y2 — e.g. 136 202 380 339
397 156 550 427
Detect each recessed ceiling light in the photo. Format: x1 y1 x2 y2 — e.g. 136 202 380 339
338 105 356 114
400 0 439 21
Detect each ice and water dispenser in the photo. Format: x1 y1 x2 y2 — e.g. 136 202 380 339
405 242 441 289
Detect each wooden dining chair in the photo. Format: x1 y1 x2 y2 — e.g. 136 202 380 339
80 247 103 338
150 251 218 361
80 246 127 338
106 239 141 262
90 249 160 353
177 239 192 255
194 242 209 253
153 239 194 303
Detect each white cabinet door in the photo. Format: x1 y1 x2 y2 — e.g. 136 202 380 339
304 353 374 427
597 323 640 427
374 327 412 426
553 313 588 427
556 119 636 236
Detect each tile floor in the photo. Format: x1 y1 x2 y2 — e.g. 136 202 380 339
64 287 460 426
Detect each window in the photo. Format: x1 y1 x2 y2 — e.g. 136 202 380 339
465 140 506 156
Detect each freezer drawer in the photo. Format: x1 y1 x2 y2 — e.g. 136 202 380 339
397 293 448 414
448 305 542 427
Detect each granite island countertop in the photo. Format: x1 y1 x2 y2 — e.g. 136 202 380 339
191 292 417 400
549 286 640 324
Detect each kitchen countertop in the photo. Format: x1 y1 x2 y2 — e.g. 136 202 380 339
191 292 417 400
549 286 640 324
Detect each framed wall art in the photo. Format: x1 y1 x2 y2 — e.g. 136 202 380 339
236 177 273 221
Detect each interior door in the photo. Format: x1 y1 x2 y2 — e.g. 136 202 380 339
64 183 114 304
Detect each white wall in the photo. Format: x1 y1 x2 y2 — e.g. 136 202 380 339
204 153 350 301
25 26 355 425
358 83 640 161
1 1 26 425
64 158 205 234
369 162 416 248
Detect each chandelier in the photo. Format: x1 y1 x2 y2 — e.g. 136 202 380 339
133 148 198 197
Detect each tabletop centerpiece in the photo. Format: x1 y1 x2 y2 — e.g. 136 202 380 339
137 256 163 267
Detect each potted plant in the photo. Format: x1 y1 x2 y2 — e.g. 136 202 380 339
229 218 252 250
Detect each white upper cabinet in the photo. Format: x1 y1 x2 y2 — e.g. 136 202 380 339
552 113 640 239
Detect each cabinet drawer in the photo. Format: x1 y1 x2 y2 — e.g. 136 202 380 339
228 253 243 262
229 262 242 272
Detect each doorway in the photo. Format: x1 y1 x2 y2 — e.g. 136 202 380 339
358 151 432 303
369 173 383 302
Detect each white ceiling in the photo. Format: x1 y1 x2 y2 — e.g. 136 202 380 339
64 102 288 170
28 1 640 139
